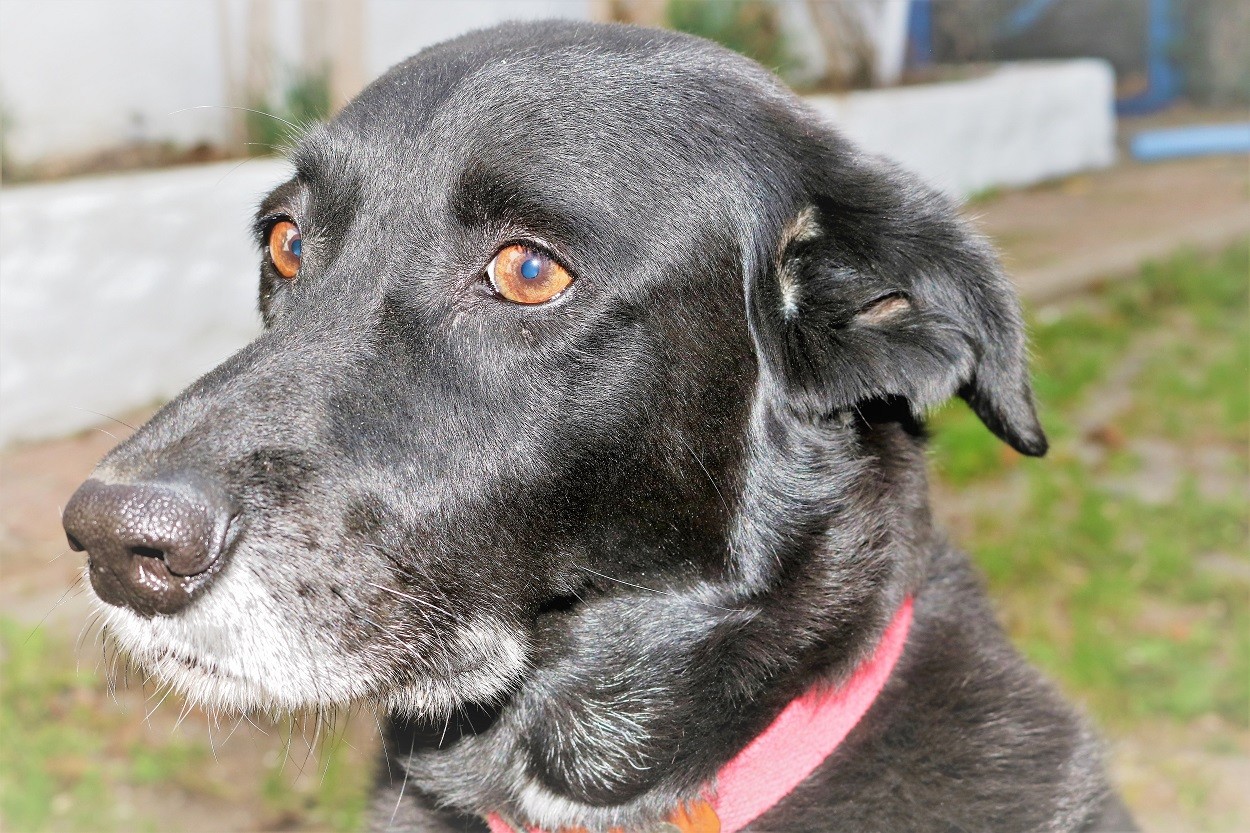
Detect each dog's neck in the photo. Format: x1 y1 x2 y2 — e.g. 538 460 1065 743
391 414 934 831
486 595 914 833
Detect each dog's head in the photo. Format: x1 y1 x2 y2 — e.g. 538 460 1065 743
62 22 1044 719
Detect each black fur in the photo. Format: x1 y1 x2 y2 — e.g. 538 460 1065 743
74 21 1133 832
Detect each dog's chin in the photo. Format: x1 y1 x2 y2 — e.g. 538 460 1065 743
87 563 529 717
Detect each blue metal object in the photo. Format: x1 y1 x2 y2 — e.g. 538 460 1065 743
1131 123 1250 161
907 0 1182 112
906 0 933 67
1118 0 1181 115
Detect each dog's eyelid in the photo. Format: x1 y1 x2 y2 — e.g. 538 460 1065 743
254 175 308 237
254 212 298 243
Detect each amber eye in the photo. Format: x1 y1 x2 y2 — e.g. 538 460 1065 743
267 220 302 279
486 244 572 304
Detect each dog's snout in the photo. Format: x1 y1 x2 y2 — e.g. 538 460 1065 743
62 478 236 617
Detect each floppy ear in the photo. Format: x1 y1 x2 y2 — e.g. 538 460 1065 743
748 151 1047 456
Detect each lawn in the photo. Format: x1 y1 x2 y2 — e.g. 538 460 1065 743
0 615 373 833
929 242 1249 828
1 243 1246 831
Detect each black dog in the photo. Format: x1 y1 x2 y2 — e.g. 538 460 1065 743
62 21 1134 832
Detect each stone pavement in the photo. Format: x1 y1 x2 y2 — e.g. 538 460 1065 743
970 154 1250 303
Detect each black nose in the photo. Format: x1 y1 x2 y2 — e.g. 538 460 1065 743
62 478 236 617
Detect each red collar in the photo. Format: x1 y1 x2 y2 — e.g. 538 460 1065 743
488 596 914 833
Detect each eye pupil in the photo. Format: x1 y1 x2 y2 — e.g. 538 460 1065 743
520 257 541 280
291 238 302 258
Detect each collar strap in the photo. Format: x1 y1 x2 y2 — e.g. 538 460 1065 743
489 596 914 833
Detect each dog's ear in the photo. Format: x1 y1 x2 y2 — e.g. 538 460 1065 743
747 150 1047 456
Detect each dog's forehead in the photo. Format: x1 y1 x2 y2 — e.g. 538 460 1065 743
340 22 783 134
316 22 797 205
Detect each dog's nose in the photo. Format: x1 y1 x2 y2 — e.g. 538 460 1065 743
62 478 236 617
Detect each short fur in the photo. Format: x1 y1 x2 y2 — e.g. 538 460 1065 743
70 22 1134 832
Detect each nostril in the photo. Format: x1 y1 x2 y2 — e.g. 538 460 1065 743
62 476 236 617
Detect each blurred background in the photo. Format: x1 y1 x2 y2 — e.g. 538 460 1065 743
0 1 1246 831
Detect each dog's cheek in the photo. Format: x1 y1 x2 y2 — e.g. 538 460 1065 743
258 269 282 327
333 490 543 662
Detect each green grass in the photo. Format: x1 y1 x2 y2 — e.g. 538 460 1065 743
256 716 372 833
0 618 371 832
665 0 796 78
0 620 128 832
928 243 1249 731
244 69 332 155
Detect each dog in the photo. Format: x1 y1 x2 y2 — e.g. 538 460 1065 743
61 21 1135 833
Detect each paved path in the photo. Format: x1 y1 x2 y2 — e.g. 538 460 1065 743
970 154 1249 303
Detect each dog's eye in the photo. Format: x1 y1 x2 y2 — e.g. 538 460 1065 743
268 220 302 280
486 244 572 304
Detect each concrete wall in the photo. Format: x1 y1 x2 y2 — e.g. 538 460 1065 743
3 0 220 163
0 0 292 165
807 60 1116 197
0 160 289 444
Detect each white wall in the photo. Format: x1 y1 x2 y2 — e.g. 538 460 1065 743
367 1 593 78
0 160 290 444
808 60 1116 197
0 0 592 169
1 0 234 163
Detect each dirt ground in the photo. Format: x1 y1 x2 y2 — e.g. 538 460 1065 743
974 153 1248 301
1 153 1247 831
